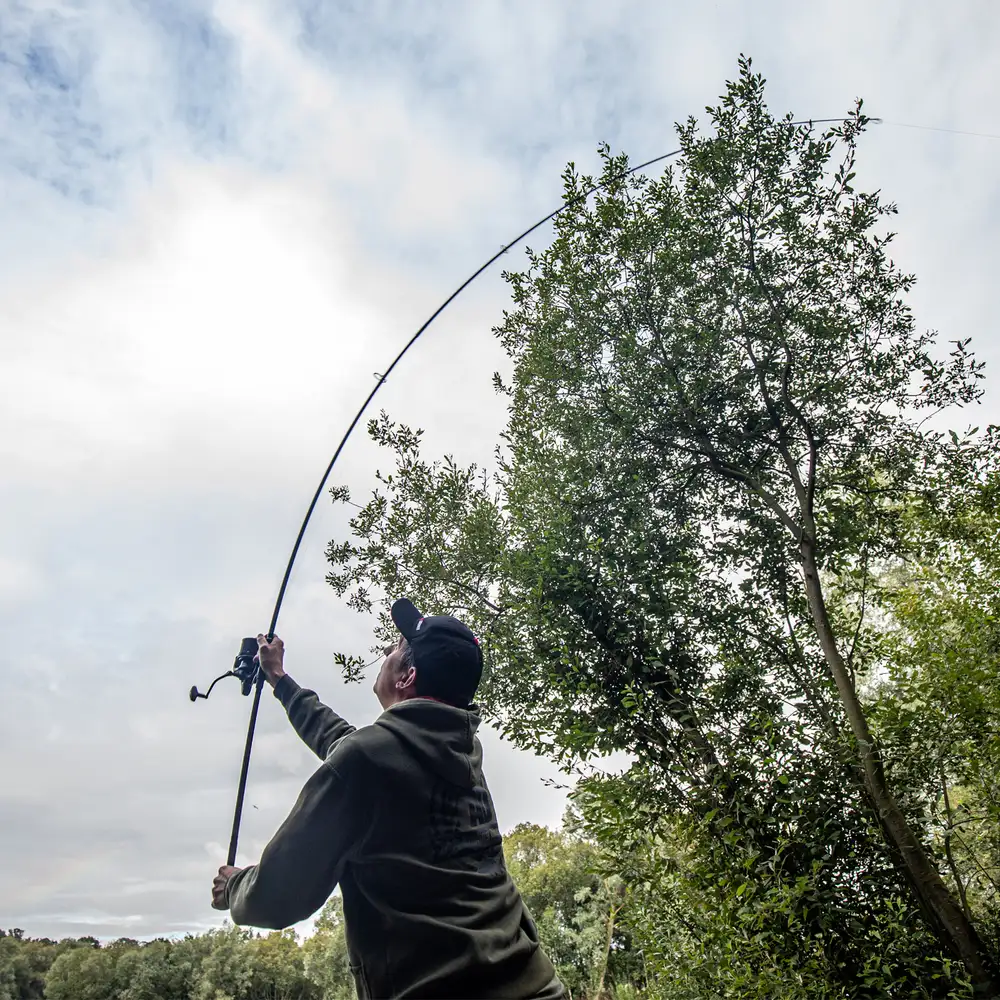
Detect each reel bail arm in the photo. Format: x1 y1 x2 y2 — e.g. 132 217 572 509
190 638 261 701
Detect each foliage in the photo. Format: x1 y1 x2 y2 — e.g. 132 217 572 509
301 897 353 1000
0 929 75 1000
504 819 638 999
575 763 973 999
44 944 118 1000
323 57 998 996
869 464 1000 954
0 923 326 1000
112 936 210 1000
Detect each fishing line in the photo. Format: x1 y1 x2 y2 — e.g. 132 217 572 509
876 119 1000 142
204 115 880 864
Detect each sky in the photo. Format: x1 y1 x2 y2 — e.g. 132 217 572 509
1 0 998 943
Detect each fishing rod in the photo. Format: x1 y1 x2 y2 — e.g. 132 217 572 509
187 116 864 867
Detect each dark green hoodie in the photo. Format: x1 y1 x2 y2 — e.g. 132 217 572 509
226 677 564 1000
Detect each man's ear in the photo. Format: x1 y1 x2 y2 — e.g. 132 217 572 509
397 665 418 693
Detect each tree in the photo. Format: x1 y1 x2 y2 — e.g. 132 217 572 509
503 820 637 999
247 929 318 1000
0 929 98 1000
44 944 118 1000
301 896 355 1000
0 924 332 1000
326 58 996 994
574 760 970 998
112 937 211 1000
193 924 254 1000
870 463 1000 950
0 937 18 1000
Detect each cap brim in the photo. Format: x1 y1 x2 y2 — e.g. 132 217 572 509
390 598 424 640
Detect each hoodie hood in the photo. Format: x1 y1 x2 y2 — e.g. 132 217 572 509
375 698 483 789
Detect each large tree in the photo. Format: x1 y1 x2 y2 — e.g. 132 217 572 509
326 59 995 994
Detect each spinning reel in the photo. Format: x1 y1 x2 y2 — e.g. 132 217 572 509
190 638 261 702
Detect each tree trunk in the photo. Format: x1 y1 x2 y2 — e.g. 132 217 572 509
591 881 619 1000
800 541 1000 997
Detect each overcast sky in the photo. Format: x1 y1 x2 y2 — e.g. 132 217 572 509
2 0 998 943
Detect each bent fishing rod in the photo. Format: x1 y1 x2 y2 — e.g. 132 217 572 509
188 118 860 867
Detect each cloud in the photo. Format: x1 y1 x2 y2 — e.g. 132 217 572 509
0 3 562 942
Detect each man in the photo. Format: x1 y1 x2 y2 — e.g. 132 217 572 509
210 598 565 1000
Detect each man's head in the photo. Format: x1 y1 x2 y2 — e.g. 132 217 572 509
372 599 483 710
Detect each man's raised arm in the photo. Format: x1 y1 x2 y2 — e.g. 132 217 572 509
256 634 355 759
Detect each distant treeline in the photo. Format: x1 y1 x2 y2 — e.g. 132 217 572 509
1 822 642 1000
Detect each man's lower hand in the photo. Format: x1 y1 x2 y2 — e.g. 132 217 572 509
212 865 242 910
255 634 285 688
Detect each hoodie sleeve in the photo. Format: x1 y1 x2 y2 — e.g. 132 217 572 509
273 675 356 760
225 754 365 930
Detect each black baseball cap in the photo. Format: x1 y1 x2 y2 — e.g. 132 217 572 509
390 598 483 707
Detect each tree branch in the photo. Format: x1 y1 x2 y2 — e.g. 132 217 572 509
941 770 974 924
